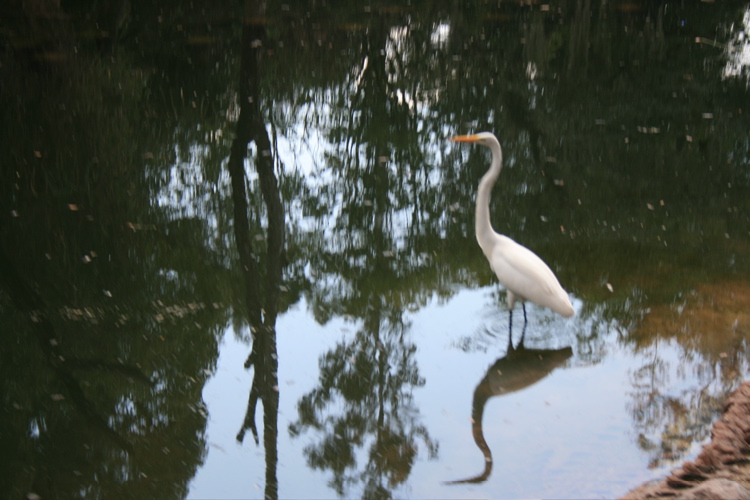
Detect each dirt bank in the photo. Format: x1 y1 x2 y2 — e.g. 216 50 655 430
621 382 750 499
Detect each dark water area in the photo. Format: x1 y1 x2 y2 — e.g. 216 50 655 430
2 1 750 498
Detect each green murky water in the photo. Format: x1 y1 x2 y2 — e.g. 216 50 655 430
2 1 750 499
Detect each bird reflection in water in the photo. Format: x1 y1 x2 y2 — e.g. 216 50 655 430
446 132 575 484
446 328 573 485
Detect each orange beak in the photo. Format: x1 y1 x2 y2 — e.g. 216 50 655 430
449 134 480 143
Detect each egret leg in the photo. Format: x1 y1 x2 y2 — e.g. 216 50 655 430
507 309 514 352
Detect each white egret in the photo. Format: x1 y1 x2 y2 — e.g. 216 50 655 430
451 132 574 328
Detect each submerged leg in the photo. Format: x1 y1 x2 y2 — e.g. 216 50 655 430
506 290 517 351
517 314 527 348
516 303 529 347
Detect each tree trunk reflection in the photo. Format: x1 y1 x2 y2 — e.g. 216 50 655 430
228 2 284 499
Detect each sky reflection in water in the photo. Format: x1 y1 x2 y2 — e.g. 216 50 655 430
189 287 716 499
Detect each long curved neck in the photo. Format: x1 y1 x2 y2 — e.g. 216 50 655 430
476 138 503 253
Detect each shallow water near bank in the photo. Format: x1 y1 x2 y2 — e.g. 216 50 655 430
188 287 725 499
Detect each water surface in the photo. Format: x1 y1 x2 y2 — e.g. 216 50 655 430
2 1 750 499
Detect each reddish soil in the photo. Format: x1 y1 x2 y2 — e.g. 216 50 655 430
621 382 750 499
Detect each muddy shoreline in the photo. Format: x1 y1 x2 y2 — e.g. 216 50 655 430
620 382 750 499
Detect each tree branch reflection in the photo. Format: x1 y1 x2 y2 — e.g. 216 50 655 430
289 298 438 498
285 17 439 498
0 246 151 453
